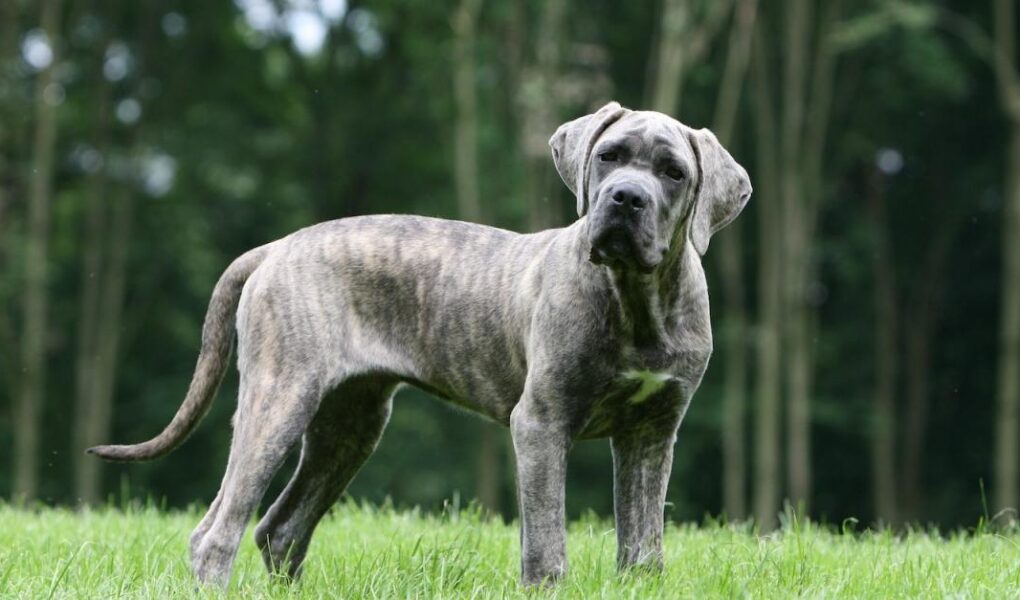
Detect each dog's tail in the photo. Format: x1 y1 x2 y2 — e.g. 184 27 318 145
87 243 273 462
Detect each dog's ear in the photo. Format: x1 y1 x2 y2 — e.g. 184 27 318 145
687 128 752 255
549 101 629 217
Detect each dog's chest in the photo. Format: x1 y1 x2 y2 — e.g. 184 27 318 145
576 366 688 439
617 369 676 405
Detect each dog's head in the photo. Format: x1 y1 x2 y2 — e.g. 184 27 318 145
549 102 752 271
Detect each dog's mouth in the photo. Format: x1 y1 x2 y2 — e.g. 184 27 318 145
588 228 661 273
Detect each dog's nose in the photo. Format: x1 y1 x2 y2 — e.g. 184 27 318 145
610 184 649 212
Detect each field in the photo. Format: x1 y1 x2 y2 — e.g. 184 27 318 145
2 502 1019 598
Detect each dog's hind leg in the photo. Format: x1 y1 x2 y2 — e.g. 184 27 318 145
255 376 396 580
189 375 324 587
189 488 223 561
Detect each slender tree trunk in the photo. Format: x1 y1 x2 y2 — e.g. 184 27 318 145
72 169 107 504
0 0 21 386
712 0 759 520
900 317 933 521
717 223 748 520
76 185 133 504
647 0 734 115
75 185 133 506
519 0 567 231
899 217 953 521
993 0 1020 516
751 34 783 530
0 0 18 232
452 0 482 224
14 0 62 503
73 38 112 505
650 0 690 114
900 314 931 521
453 0 502 514
867 170 898 524
995 124 1020 515
780 0 812 513
83 186 133 499
793 6 842 510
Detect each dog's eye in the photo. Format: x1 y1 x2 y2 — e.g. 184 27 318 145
664 165 685 181
598 151 618 162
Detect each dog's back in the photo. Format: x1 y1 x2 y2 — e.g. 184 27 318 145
239 214 564 422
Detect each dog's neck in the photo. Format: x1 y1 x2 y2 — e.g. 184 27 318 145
577 230 711 353
613 243 709 349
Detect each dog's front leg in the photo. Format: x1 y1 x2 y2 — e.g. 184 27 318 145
510 401 571 587
611 418 680 572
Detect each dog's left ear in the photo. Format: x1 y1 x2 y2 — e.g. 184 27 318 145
687 128 752 255
549 101 630 217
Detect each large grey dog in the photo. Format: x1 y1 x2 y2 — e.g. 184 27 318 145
89 101 751 587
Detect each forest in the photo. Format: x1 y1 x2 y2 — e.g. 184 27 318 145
1 0 1018 535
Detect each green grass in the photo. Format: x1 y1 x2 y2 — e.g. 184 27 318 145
2 502 1020 598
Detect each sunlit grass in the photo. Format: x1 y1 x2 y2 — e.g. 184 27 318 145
2 501 1019 598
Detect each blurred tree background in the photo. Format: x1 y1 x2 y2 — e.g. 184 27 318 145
0 0 1016 530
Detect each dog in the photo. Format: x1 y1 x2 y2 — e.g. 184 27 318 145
89 101 751 587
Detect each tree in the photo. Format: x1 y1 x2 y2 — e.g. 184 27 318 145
0 0 23 402
712 0 758 520
866 167 898 523
750 0 842 520
452 0 504 514
992 0 1020 517
515 0 569 231
14 0 62 502
899 208 955 520
750 29 782 530
72 36 112 504
647 0 732 115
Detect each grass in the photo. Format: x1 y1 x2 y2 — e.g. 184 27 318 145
2 502 1020 598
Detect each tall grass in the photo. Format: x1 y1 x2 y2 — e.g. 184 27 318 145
2 501 1019 598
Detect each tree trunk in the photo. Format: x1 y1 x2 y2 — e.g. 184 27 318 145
751 33 783 531
792 4 841 513
452 0 502 514
780 0 812 513
717 227 749 519
74 182 134 506
73 37 112 505
647 0 734 115
14 0 62 503
992 0 1020 517
0 0 19 234
900 316 932 521
712 0 759 520
995 124 1020 515
899 215 954 521
81 186 133 503
900 315 931 521
0 0 21 387
649 0 690 114
72 168 107 504
867 169 898 524
518 0 567 231
452 0 482 224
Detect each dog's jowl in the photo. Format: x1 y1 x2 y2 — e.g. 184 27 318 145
89 102 751 587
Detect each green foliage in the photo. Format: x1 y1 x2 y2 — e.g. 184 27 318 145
0 0 1010 529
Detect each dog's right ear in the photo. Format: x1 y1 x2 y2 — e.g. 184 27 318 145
549 101 629 217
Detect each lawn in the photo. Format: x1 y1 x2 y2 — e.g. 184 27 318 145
2 502 1019 598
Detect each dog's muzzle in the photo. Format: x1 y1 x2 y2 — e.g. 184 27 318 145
588 182 664 272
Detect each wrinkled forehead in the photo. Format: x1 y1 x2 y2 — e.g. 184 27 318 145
599 111 695 161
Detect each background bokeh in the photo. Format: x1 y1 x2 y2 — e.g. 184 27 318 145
1 0 1017 531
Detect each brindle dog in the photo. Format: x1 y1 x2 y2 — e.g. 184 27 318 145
89 102 751 587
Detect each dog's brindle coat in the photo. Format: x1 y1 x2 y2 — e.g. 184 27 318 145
89 102 751 587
